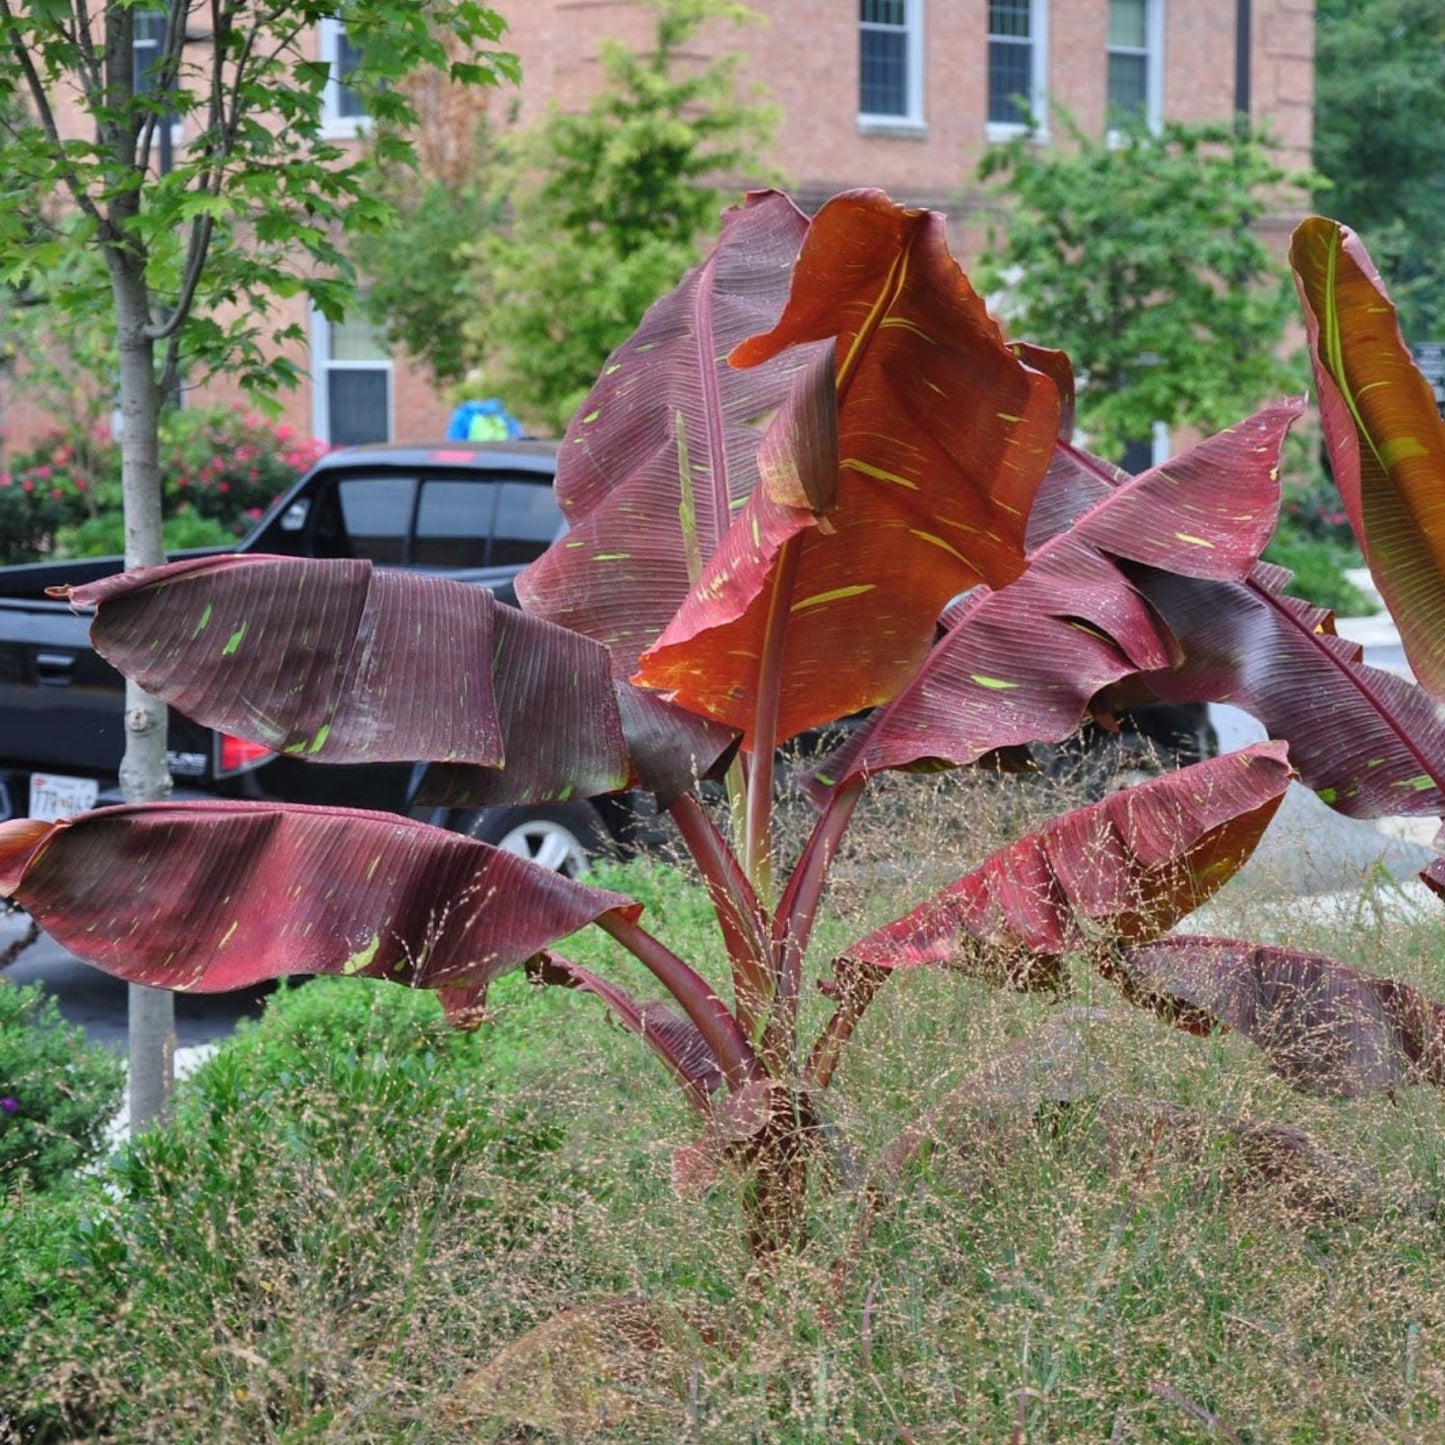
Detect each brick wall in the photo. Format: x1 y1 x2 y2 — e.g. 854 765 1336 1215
3 1 1314 453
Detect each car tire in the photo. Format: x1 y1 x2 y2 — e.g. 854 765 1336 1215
458 802 610 878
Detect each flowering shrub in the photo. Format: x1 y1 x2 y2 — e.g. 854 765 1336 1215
160 408 328 535
0 408 328 562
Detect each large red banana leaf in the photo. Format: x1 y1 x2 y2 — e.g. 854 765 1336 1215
516 190 813 680
1132 560 1445 819
1114 935 1445 1098
1292 217 1445 698
807 401 1300 796
840 742 1292 983
0 803 638 995
634 190 1061 743
65 554 631 808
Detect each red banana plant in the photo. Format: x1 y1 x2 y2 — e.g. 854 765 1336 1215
0 193 1427 1257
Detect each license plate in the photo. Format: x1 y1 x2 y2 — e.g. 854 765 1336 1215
29 772 99 823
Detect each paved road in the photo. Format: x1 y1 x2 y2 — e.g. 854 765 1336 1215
3 912 268 1052
3 605 1436 1054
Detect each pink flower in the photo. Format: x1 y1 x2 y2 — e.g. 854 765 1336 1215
35 465 51 480
275 423 294 442
20 480 33 492
0 475 11 488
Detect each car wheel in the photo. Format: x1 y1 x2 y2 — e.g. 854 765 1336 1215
459 803 609 878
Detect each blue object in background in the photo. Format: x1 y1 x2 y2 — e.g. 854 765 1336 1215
447 398 524 442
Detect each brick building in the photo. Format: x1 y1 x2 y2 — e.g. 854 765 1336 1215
8 1 1315 449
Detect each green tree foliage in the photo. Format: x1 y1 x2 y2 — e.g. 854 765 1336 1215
0 0 512 1126
1313 0 1445 343
354 51 507 387
978 117 1301 460
461 0 775 434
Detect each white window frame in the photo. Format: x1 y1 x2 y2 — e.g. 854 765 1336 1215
132 10 184 152
320 17 369 137
858 0 925 133
1106 0 1165 137
310 305 393 446
986 0 1050 143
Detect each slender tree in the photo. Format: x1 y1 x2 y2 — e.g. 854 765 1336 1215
0 0 512 1127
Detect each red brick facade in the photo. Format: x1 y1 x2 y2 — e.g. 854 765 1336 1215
6 2 1314 450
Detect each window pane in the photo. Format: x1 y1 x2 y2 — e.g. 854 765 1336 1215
1107 52 1147 121
335 26 366 119
336 477 413 564
988 39 1033 125
860 0 905 25
414 481 495 569
1108 0 1148 50
492 480 565 566
860 29 907 115
328 370 390 447
329 311 387 363
988 0 1032 40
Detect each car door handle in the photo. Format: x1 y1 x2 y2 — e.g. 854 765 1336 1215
35 651 77 686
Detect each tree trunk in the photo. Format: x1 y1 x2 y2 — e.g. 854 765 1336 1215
108 247 175 1132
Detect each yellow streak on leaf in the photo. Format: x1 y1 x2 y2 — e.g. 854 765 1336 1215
910 529 971 563
343 934 382 975
1381 436 1429 468
879 316 936 344
1175 533 1216 548
841 458 919 489
790 583 876 613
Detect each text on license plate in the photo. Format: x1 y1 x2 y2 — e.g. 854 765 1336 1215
29 773 99 823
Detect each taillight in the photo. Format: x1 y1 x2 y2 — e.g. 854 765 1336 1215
216 733 274 777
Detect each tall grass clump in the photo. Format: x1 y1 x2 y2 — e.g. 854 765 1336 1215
10 805 1445 1439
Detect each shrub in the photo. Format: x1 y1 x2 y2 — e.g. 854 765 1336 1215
4 973 591 1437
54 503 238 560
0 407 327 562
0 980 124 1194
1261 524 1374 614
159 407 327 535
0 477 71 565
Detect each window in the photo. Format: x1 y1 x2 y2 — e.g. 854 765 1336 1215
987 0 1048 139
327 474 562 569
320 18 367 131
336 477 414 564
1107 0 1163 131
492 480 564 567
131 11 165 93
414 481 494 569
132 10 180 161
313 308 392 446
859 0 923 127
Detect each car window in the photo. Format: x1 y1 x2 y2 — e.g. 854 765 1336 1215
335 476 415 564
413 480 497 569
492 479 564 566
